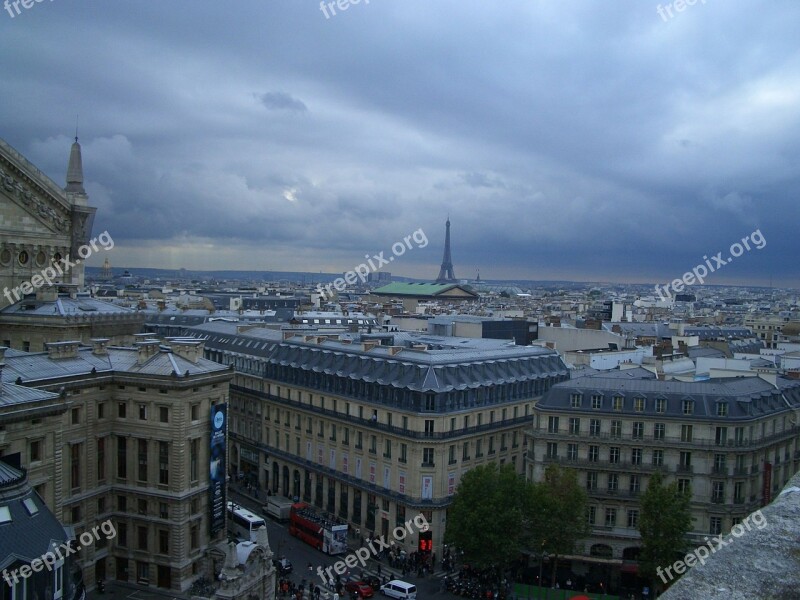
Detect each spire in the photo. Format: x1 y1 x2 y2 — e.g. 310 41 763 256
66 136 85 194
436 217 457 283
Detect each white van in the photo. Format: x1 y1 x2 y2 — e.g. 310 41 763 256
263 497 294 522
380 580 417 600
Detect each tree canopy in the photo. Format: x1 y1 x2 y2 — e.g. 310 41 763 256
444 463 530 568
527 465 590 557
638 471 693 586
445 463 589 571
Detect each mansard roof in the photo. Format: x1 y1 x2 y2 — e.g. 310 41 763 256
187 322 568 392
538 369 800 420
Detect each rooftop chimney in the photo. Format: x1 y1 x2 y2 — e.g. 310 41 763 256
133 333 159 342
91 338 110 355
45 341 81 359
36 285 59 302
136 341 161 364
166 338 204 364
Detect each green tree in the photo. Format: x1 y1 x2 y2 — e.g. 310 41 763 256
638 471 693 591
527 465 591 583
444 463 530 568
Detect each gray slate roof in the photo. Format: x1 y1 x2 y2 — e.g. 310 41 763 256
539 370 800 420
187 322 568 392
1 346 230 384
0 295 136 317
0 462 69 571
0 382 60 408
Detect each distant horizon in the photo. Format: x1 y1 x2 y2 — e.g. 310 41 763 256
84 266 793 293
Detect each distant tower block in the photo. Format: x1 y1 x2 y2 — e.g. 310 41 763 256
100 256 112 280
436 217 457 283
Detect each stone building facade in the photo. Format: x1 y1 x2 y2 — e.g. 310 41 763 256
526 368 800 587
183 322 569 555
0 338 234 593
0 136 97 308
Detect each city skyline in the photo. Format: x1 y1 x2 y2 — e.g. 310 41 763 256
1 2 799 287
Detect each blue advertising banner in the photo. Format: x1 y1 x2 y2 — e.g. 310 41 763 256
209 403 227 535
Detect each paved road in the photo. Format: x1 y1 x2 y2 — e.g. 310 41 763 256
229 489 453 600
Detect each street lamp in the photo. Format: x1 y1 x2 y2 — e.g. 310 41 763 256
538 541 547 600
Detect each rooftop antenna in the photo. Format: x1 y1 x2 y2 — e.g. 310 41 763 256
75 114 79 142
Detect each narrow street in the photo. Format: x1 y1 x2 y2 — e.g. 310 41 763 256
229 488 450 600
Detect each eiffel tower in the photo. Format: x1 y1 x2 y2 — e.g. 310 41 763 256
436 217 457 283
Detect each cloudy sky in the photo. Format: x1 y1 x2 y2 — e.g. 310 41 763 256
2 1 799 286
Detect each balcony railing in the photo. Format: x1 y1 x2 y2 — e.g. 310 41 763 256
230 432 452 508
233 385 533 440
541 455 660 472
531 425 800 450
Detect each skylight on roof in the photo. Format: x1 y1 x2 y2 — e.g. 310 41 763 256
0 506 11 524
23 498 38 515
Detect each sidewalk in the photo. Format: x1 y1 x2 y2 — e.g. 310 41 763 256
86 580 189 600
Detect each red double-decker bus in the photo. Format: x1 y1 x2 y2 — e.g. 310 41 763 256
288 502 348 555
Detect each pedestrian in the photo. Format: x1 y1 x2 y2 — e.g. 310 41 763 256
377 565 382 577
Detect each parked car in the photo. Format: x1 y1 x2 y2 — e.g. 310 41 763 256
345 580 375 598
380 580 416 600
362 576 382 592
273 557 293 575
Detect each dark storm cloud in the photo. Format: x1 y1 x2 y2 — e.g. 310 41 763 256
0 0 799 285
259 92 308 113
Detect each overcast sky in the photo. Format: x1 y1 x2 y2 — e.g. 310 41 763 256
2 1 799 286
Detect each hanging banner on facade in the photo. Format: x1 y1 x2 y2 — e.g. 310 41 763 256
209 403 227 535
421 476 433 499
